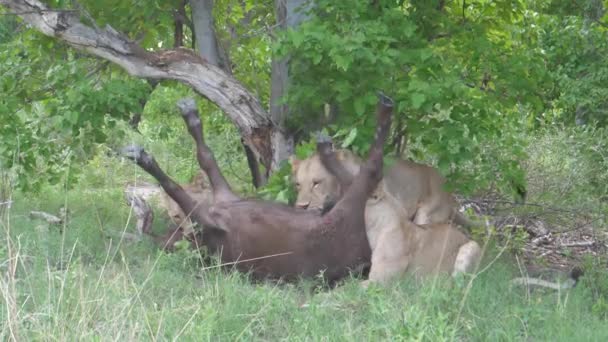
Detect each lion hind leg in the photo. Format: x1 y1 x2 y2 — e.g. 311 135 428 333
452 240 481 277
412 207 430 225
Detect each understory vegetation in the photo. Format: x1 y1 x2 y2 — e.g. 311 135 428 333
2 126 607 340
2 0 608 340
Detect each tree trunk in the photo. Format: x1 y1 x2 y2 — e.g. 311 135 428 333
189 0 264 186
174 0 187 48
190 0 223 68
269 0 313 170
1 0 278 172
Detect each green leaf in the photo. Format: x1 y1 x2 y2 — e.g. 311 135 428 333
275 189 289 203
312 53 322 65
291 30 305 49
65 111 79 124
334 54 351 71
341 127 358 148
354 97 366 116
411 93 426 109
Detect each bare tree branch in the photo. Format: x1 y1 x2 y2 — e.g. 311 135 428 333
0 0 277 170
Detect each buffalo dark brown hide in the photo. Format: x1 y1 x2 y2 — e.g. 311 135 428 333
122 93 394 283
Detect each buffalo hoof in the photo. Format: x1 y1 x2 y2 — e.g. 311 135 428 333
377 92 394 107
177 98 197 114
176 98 202 131
314 131 333 144
121 145 156 168
315 131 333 155
121 145 145 162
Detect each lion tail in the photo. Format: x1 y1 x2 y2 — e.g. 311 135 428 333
510 267 584 290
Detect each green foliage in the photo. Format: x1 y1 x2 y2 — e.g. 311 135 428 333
582 256 608 319
2 0 608 199
0 29 152 191
278 0 546 195
214 0 274 105
80 0 180 48
0 0 273 192
535 13 608 126
257 162 296 204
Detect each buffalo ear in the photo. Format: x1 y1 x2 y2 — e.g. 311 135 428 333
289 155 300 174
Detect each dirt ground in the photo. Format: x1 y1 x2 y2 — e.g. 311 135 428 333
458 192 607 278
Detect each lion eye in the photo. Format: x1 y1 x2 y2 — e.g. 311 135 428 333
312 180 322 188
295 182 301 188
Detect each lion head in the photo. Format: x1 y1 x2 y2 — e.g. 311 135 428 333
290 149 362 211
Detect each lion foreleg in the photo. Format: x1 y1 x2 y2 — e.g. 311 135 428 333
364 227 410 287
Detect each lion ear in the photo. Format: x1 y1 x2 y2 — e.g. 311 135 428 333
191 171 209 188
289 155 300 173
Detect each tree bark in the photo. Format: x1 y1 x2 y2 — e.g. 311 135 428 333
1 0 276 171
189 0 264 186
269 0 313 171
190 0 223 68
174 0 187 48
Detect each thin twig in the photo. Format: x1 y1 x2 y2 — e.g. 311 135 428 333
1 10 77 16
470 198 582 215
85 61 110 78
560 241 595 248
200 252 294 271
555 216 605 234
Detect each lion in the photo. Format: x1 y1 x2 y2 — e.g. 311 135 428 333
290 149 478 227
292 148 482 285
361 186 481 285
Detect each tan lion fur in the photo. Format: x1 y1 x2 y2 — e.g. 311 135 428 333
362 187 481 285
159 171 213 234
291 149 482 285
291 149 477 227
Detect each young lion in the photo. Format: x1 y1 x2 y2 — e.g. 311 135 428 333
363 186 481 285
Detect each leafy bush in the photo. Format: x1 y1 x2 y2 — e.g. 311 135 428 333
277 0 540 196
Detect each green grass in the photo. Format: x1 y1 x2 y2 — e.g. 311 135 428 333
1 185 607 341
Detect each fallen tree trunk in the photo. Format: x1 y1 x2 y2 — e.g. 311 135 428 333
0 0 280 171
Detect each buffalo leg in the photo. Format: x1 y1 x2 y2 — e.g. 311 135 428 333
316 133 354 189
327 93 393 216
121 145 217 228
176 99 238 203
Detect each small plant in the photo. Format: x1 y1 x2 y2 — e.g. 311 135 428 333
256 162 296 204
581 256 608 319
